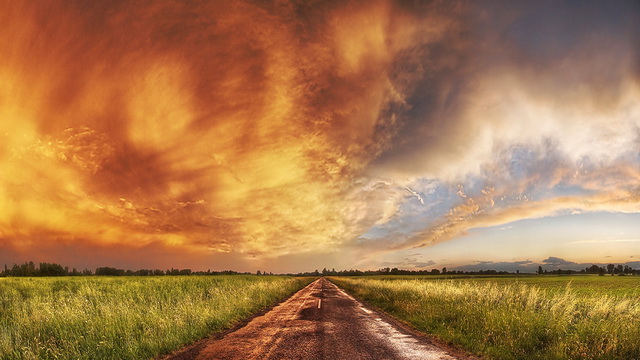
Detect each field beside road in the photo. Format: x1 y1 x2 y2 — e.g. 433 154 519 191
164 277 462 360
0 275 312 360
331 275 640 360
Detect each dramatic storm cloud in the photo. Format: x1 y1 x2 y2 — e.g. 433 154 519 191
1 1 639 272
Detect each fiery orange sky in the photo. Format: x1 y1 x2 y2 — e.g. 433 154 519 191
1 1 640 273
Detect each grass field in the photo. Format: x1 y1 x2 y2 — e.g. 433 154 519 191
0 275 312 360
331 275 640 360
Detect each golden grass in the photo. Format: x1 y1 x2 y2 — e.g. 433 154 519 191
331 276 640 359
0 276 312 360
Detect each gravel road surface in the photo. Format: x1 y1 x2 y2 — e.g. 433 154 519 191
164 278 466 360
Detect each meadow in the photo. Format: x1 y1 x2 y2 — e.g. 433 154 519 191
0 275 312 360
331 275 640 360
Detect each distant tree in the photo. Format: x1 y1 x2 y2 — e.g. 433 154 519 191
442 267 447 274
11 264 22 276
39 262 66 276
96 267 125 276
538 266 543 275
26 261 36 276
256 270 262 275
607 264 615 274
586 265 602 274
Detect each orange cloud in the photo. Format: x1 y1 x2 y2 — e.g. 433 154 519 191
0 1 464 266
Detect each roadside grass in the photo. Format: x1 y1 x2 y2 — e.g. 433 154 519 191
0 275 312 360
331 275 640 360
354 274 640 297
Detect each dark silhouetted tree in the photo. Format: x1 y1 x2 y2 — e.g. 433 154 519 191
615 264 623 274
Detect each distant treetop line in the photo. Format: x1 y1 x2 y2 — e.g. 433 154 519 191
303 265 639 277
2 262 639 277
1 262 249 277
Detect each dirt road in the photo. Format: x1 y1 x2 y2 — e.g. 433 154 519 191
164 278 466 360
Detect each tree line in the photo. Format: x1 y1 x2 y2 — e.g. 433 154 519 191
288 267 511 277
293 265 640 277
2 261 639 277
537 264 639 276
0 262 250 277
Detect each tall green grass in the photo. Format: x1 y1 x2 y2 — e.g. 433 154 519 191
0 276 312 360
331 276 640 360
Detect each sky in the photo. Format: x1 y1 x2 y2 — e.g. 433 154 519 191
1 0 639 273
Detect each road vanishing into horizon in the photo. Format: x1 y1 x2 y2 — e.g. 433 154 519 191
164 278 467 360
